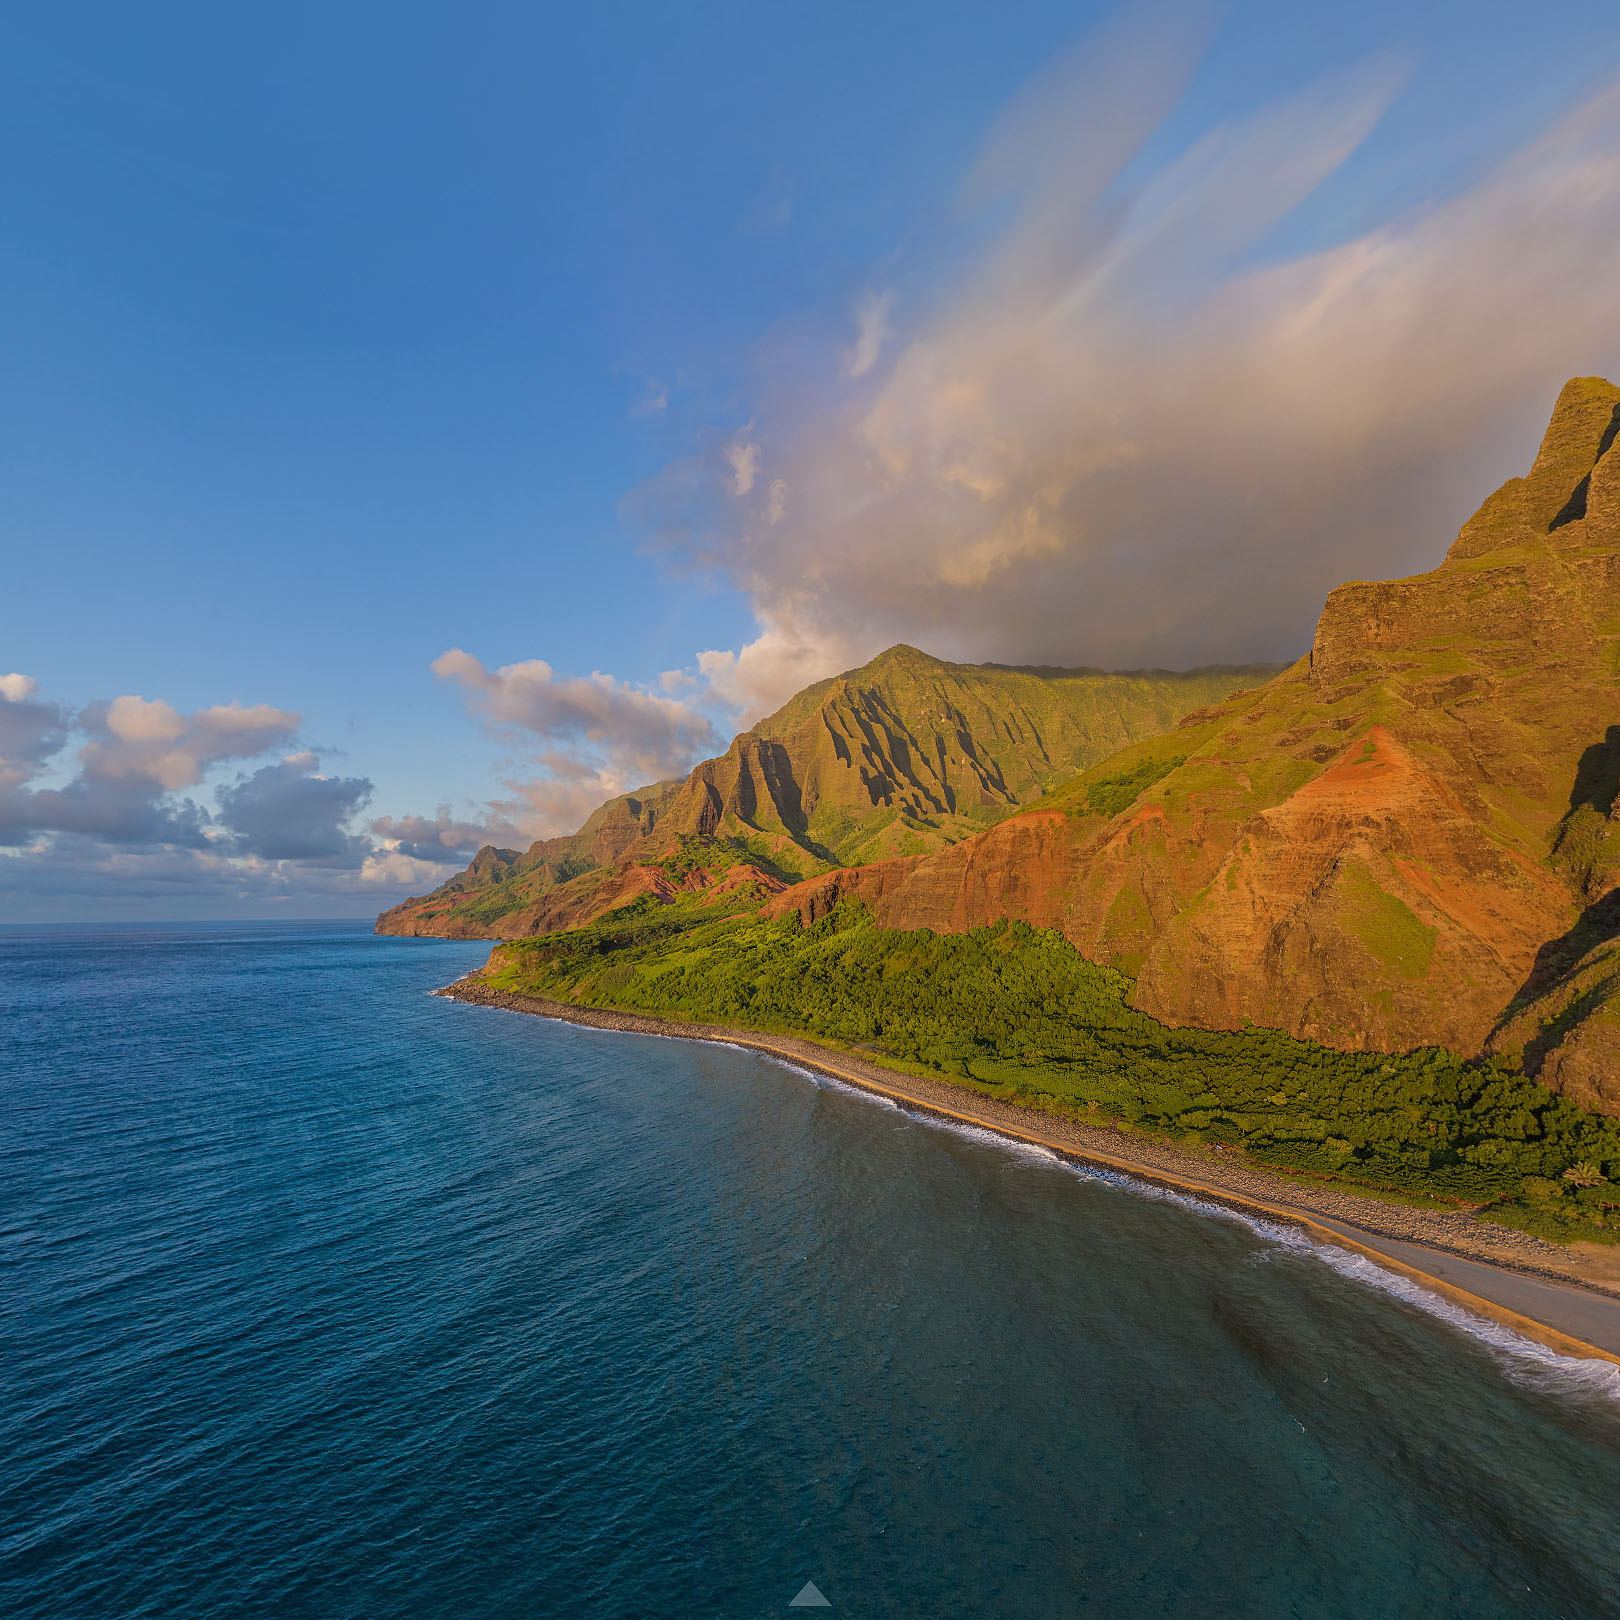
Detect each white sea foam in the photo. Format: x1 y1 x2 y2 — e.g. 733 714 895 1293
1067 1159 1620 1405
900 1111 1062 1166
828 1082 1620 1405
1264 1223 1620 1404
764 1054 901 1108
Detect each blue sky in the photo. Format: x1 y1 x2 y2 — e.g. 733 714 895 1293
6 0 1620 918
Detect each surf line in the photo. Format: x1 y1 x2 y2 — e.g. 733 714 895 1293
437 978 1620 1372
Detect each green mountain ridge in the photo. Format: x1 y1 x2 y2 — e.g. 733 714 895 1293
377 649 1280 938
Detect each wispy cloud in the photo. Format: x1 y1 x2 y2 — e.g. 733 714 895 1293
630 377 669 417
724 438 760 497
740 165 796 236
844 291 892 380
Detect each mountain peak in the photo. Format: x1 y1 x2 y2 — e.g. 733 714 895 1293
851 643 940 675
1530 375 1620 483
782 375 1620 1108
1450 375 1620 560
379 656 1272 938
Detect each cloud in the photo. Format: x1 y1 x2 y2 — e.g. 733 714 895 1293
433 648 721 837
0 684 215 849
740 166 796 236
489 773 630 842
634 14 1620 679
370 808 510 862
692 614 862 723
1 687 302 849
77 697 299 791
3 778 211 849
0 833 457 922
725 438 760 497
0 685 72 795
0 677 464 916
844 291 892 379
216 752 374 865
355 847 466 890
631 377 669 417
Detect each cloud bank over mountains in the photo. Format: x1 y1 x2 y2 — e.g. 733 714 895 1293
0 676 490 917
631 17 1620 721
27 6 1620 906
440 14 1620 831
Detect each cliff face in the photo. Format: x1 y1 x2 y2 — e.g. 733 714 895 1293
771 378 1620 1107
376 650 1277 939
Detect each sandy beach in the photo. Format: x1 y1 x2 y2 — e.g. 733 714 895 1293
438 975 1620 1369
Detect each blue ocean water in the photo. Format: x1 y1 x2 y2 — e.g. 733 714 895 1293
5 921 1620 1619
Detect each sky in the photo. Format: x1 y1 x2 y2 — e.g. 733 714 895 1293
6 0 1620 919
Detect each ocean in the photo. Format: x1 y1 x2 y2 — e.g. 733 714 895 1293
5 919 1620 1618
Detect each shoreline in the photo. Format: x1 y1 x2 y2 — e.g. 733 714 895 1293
437 976 1620 1370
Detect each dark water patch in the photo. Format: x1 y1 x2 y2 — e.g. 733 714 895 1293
3 922 1620 1618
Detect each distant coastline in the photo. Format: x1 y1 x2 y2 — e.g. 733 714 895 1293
437 973 1620 1372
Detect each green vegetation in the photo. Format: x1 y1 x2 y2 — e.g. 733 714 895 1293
1337 863 1437 980
485 900 1620 1243
649 833 807 887
1082 754 1185 819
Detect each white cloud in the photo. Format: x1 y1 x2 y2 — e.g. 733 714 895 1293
693 615 862 725
431 649 716 766
725 438 760 497
1 689 299 849
433 648 722 839
0 673 38 702
844 290 893 379
357 848 461 889
489 772 631 841
80 697 299 791
0 678 466 914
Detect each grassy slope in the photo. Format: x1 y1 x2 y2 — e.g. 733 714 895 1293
484 899 1620 1245
750 648 1276 866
